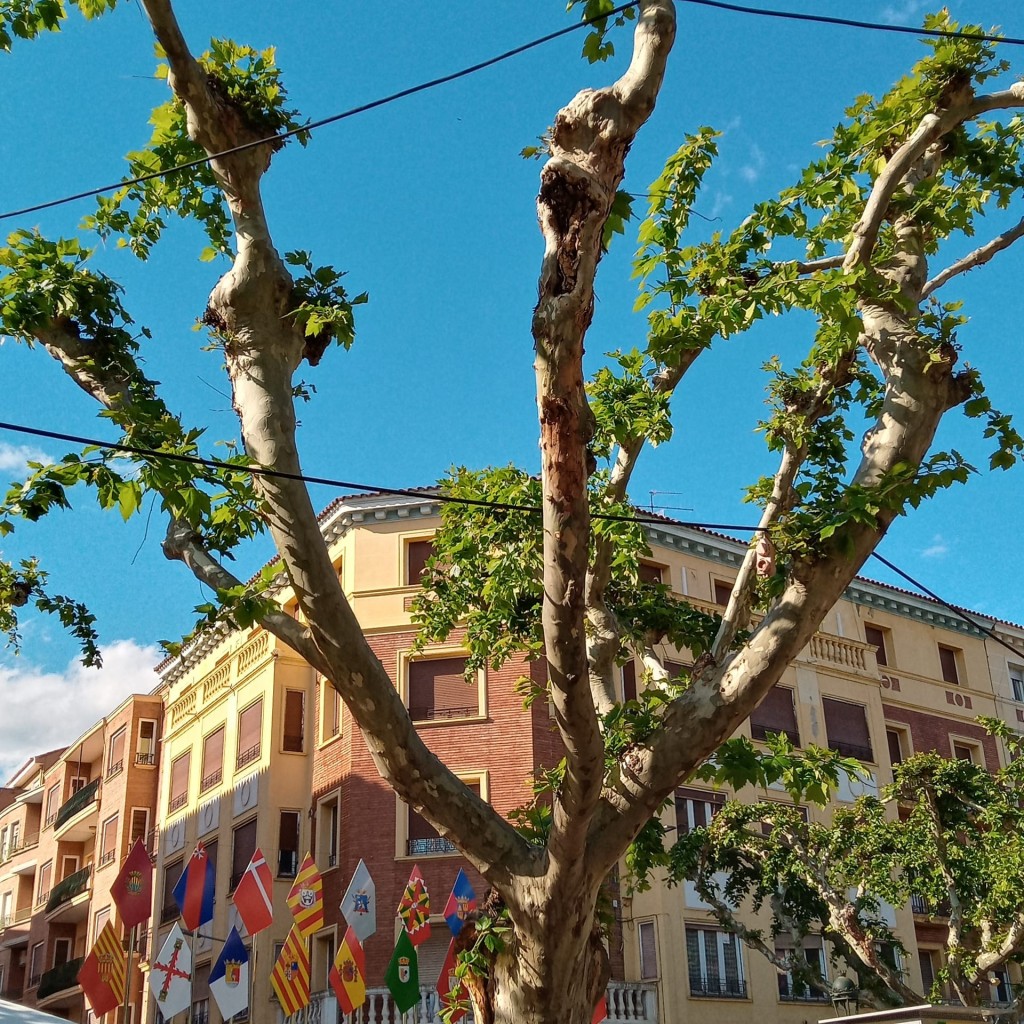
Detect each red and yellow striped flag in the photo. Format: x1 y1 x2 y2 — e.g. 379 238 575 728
270 925 310 1017
286 852 324 938
78 921 126 1017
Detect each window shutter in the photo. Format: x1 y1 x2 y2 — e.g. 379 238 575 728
237 700 263 759
822 698 873 760
409 658 475 720
108 728 126 770
639 921 658 979
407 540 435 585
938 646 960 685
283 691 305 752
750 686 799 743
622 662 637 702
202 728 224 785
865 625 887 666
231 819 257 885
170 752 190 806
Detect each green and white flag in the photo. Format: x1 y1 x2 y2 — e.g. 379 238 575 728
385 926 419 1014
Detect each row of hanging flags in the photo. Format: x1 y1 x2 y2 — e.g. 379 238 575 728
75 836 524 1022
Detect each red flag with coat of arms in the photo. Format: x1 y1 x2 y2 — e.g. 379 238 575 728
397 863 431 945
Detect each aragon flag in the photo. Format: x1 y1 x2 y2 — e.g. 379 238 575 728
286 852 324 938
329 925 367 1015
78 921 126 1017
397 863 430 945
385 927 419 1014
109 837 153 928
271 924 310 1017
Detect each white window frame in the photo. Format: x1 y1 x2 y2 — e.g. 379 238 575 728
1010 664 1024 703
687 926 746 996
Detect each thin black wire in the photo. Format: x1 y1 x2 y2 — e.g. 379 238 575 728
0 418 1018 649
2 1 1023 224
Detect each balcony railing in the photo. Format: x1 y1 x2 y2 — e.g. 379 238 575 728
0 832 40 863
98 848 116 867
236 744 260 770
828 740 874 762
751 725 800 745
106 759 124 780
135 751 157 766
0 905 32 929
200 768 223 792
409 705 477 722
911 894 928 914
278 850 299 878
168 792 188 813
54 777 100 830
37 956 85 1000
408 837 456 857
689 974 748 999
45 865 91 914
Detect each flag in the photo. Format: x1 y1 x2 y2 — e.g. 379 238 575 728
397 863 431 946
109 837 153 928
271 924 310 1016
592 994 608 1023
210 926 250 1019
437 936 468 1023
341 858 376 942
286 852 324 938
329 925 367 1015
172 841 215 931
78 921 125 1017
149 923 193 1018
443 868 477 936
233 846 274 936
385 927 420 1014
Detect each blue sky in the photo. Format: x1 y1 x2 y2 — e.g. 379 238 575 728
0 1 1022 767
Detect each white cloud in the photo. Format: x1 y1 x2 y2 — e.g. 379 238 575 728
0 441 50 480
0 640 160 783
708 191 734 220
921 534 949 559
739 144 766 184
880 0 927 26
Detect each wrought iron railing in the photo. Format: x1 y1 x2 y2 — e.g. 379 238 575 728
409 705 477 722
135 751 157 766
45 865 91 914
37 956 84 1000
201 768 223 792
751 725 800 745
54 777 100 830
106 759 124 780
407 836 456 856
169 792 188 812
828 740 874 761
236 744 260 770
689 974 747 999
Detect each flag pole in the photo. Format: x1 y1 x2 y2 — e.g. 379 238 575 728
187 928 196 1024
249 930 257 1024
121 923 137 1024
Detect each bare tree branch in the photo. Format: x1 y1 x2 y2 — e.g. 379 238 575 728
922 215 1024 298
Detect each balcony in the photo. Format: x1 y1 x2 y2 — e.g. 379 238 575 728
106 759 124 780
45 865 92 923
53 778 100 841
0 832 39 864
407 837 456 857
36 955 84 1007
236 744 260 771
828 740 874 762
688 974 748 999
200 768 223 793
135 751 157 767
750 725 800 745
409 705 477 722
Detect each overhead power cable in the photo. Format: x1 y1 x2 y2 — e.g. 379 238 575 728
2 2 1023 223
0 419 1018 652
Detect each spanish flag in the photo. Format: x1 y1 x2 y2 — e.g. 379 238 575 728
286 852 324 938
271 925 310 1017
78 921 126 1017
329 925 367 1014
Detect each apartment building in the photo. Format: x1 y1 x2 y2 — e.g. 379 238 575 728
0 693 162 1023
147 614 317 1024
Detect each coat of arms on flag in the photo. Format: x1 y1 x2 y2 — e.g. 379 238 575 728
329 925 367 1015
109 837 154 929
286 852 324 938
444 868 477 936
397 863 431 945
385 927 420 1014
271 924 310 1016
341 858 376 942
79 921 126 1018
210 925 250 1019
438 936 468 1023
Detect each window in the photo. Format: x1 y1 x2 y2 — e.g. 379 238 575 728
93 906 111 944
638 562 665 585
713 579 733 607
320 678 342 742
137 719 158 766
313 932 336 993
204 841 219 896
886 728 906 766
918 949 938 999
408 657 479 721
70 775 88 795
317 794 340 869
406 538 435 586
236 699 263 770
665 659 687 680
36 861 52 906
0 891 11 927
129 808 150 849
776 940 827 1001
7 822 17 856
622 662 637 703
686 927 746 998
200 728 224 793
99 814 119 866
952 742 976 764
864 625 889 667
107 727 126 778
162 859 184 922
29 942 44 986
750 686 799 745
822 697 874 761
638 921 659 980
192 961 210 1024
60 855 80 881
278 811 301 878
44 784 60 827
1011 665 1024 702
990 967 1013 1005
283 690 305 753
407 780 482 856
0 827 6 861
230 818 257 892
169 751 191 812
52 937 72 968
675 788 724 834
938 644 961 685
